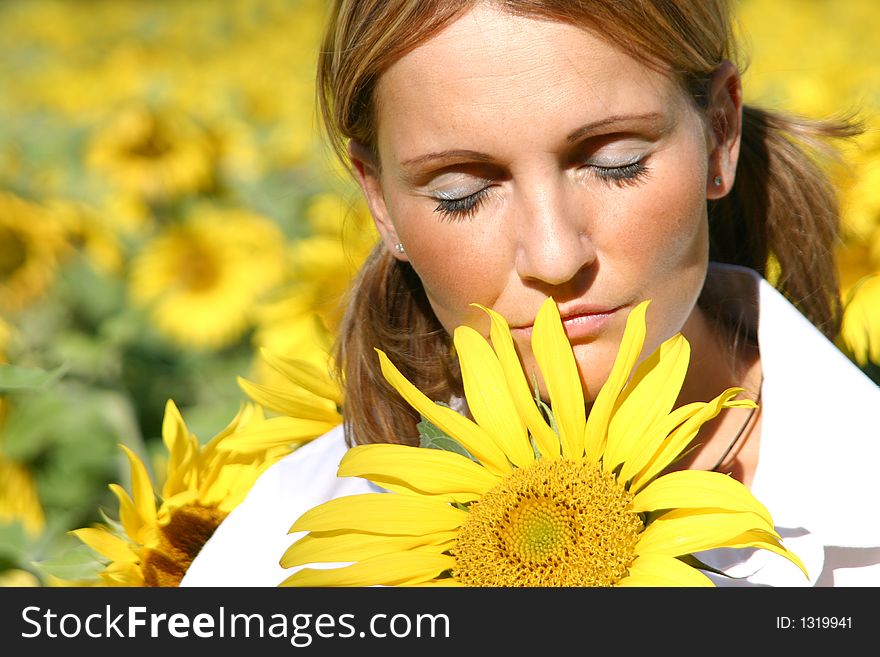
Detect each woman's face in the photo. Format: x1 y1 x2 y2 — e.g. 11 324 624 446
355 5 732 399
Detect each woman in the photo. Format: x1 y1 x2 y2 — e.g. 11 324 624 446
182 0 880 587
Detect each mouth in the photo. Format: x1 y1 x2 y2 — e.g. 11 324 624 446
510 304 623 342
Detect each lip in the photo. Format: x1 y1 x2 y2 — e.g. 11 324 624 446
510 303 623 341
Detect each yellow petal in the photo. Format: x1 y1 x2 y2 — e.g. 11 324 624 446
717 529 809 579
160 400 198 498
117 444 157 530
281 551 456 587
584 300 649 462
108 483 145 546
71 527 138 563
339 444 500 503
630 388 754 491
289 493 467 536
603 334 690 474
616 401 705 485
475 303 560 459
637 508 778 558
618 553 714 587
101 560 145 586
260 348 343 405
281 529 456 568
532 297 585 459
376 349 511 475
454 326 533 468
414 578 466 587
631 470 773 525
216 416 338 453
237 377 341 423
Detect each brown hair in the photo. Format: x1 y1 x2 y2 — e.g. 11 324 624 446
318 0 860 447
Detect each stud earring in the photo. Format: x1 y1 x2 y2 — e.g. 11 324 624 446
713 175 722 187
394 243 405 254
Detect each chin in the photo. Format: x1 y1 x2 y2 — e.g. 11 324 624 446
570 341 616 401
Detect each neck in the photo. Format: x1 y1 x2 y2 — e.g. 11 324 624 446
666 301 763 485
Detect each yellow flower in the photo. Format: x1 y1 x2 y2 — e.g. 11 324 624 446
281 298 805 587
49 200 125 275
72 399 297 586
279 192 378 333
0 192 67 314
224 344 343 456
87 105 217 202
837 272 880 370
0 569 41 587
252 305 337 382
0 455 46 538
129 207 287 350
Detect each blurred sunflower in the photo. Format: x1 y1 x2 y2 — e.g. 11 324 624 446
0 455 46 538
282 299 805 587
837 273 880 383
49 200 125 275
0 192 67 314
87 105 218 203
279 192 378 333
0 318 10 428
72 399 295 586
128 206 288 350
251 306 337 385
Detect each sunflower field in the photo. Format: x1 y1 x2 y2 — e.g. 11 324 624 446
0 0 878 586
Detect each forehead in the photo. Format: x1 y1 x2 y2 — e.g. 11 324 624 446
373 4 682 156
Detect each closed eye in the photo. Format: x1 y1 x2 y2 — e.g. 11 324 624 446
589 160 650 187
433 187 492 221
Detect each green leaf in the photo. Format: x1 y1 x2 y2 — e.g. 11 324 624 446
530 375 560 435
0 364 66 392
0 522 30 562
32 543 107 582
417 415 479 463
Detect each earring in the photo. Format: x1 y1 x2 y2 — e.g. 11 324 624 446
713 175 722 187
394 242 405 254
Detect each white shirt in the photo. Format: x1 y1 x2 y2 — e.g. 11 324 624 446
182 268 880 587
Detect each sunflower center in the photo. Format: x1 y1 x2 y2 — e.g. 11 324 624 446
0 226 27 279
178 242 220 291
452 458 643 587
141 504 227 587
125 117 173 160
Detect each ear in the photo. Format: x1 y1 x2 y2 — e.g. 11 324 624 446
705 60 743 200
348 140 409 261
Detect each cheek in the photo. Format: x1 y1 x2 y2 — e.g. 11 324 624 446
607 157 708 276
391 204 510 332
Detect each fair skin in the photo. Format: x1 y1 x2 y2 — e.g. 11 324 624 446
350 6 763 484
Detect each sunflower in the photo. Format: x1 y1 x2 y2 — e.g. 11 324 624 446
72 399 296 586
275 192 378 334
281 298 806 587
217 344 344 456
49 200 125 275
0 455 46 538
128 207 287 350
0 192 67 314
86 105 217 203
837 272 880 379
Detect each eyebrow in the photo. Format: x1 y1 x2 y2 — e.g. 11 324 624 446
398 111 667 175
565 112 666 143
400 149 495 169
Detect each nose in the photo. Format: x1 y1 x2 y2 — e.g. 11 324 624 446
514 178 596 287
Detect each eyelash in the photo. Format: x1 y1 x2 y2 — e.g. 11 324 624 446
591 160 650 186
432 160 649 220
433 188 491 221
